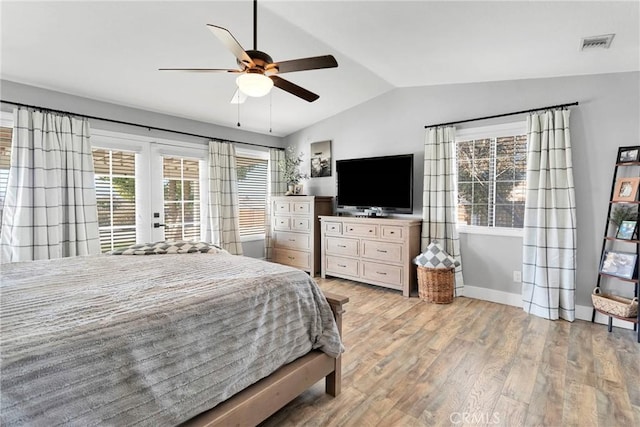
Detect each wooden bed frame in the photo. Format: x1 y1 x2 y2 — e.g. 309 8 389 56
184 292 349 427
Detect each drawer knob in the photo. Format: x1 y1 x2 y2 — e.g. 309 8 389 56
287 256 295 260
337 244 346 248
377 249 388 253
338 264 347 268
369 230 373 233
377 272 387 275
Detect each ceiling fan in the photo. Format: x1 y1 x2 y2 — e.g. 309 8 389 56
159 0 338 103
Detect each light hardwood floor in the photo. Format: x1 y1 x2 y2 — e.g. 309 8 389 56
261 277 640 427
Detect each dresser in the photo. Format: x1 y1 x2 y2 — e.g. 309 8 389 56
271 196 333 275
319 216 422 297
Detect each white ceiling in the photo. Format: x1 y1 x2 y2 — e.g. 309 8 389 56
1 1 638 137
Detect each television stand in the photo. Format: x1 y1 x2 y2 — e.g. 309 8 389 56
319 216 422 297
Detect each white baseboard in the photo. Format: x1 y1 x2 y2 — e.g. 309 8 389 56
462 285 634 330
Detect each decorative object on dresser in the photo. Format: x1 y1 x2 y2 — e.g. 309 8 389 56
591 145 640 342
271 196 333 275
279 146 309 195
319 216 422 297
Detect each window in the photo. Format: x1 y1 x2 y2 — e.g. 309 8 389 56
163 157 201 241
236 153 268 238
93 148 137 252
456 123 527 229
0 126 12 236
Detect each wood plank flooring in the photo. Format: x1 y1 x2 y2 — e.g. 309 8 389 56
261 277 640 427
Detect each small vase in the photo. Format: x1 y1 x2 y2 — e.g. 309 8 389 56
287 184 295 195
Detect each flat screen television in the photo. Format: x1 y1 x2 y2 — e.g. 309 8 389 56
336 154 413 215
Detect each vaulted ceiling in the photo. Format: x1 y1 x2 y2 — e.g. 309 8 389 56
1 1 638 137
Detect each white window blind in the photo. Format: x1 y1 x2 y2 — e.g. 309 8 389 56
163 156 201 241
93 148 137 252
456 128 527 229
0 126 12 237
236 155 268 237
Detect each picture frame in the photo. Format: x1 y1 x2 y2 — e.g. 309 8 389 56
599 250 638 280
617 146 640 163
612 177 640 202
310 140 332 178
616 220 638 240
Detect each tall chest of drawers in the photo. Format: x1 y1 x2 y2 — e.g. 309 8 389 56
271 196 333 275
319 216 422 297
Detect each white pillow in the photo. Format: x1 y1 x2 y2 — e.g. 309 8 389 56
110 240 227 255
413 241 459 268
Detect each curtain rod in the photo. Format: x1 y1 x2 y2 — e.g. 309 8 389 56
424 101 579 128
0 99 284 150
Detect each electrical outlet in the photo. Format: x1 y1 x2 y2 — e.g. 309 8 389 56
513 270 522 283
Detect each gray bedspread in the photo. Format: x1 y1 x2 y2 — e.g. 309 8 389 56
0 253 342 426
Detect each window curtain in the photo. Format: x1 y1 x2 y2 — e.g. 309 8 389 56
264 148 286 260
522 109 576 321
422 126 464 295
0 108 99 263
205 140 243 255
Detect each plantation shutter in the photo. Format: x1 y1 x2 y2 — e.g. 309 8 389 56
236 155 268 236
0 127 12 237
93 148 137 252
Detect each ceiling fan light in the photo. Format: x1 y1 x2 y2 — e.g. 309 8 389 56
236 73 273 97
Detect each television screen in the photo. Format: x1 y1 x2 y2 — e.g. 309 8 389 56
336 154 413 214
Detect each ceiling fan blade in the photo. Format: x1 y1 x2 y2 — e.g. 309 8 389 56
206 24 254 68
158 68 242 73
274 55 338 74
230 88 247 104
270 75 319 102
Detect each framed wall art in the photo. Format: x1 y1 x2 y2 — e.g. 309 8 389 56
612 177 640 202
616 220 638 240
617 146 640 163
599 250 638 280
310 140 332 178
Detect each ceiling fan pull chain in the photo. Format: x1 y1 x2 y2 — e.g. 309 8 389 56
269 91 272 133
237 91 241 127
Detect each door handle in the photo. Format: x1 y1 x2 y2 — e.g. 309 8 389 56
153 222 166 228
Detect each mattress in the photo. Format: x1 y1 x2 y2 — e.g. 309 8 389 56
0 252 342 426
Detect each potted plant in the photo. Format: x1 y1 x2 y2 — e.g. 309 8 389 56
279 147 309 195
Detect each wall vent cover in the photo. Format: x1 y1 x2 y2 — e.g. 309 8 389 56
580 34 615 50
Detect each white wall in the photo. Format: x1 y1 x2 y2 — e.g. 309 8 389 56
284 72 640 309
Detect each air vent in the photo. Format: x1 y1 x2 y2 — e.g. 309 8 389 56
580 34 615 50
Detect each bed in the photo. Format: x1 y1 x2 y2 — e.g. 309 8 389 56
0 247 347 426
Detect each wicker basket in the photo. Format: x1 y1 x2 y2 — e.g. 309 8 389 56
592 287 638 318
417 266 454 304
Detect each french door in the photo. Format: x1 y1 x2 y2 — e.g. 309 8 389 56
92 130 208 251
149 143 207 242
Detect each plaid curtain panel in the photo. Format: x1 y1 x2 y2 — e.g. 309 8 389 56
264 148 286 261
0 108 100 262
522 109 577 321
422 126 464 295
206 141 243 255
